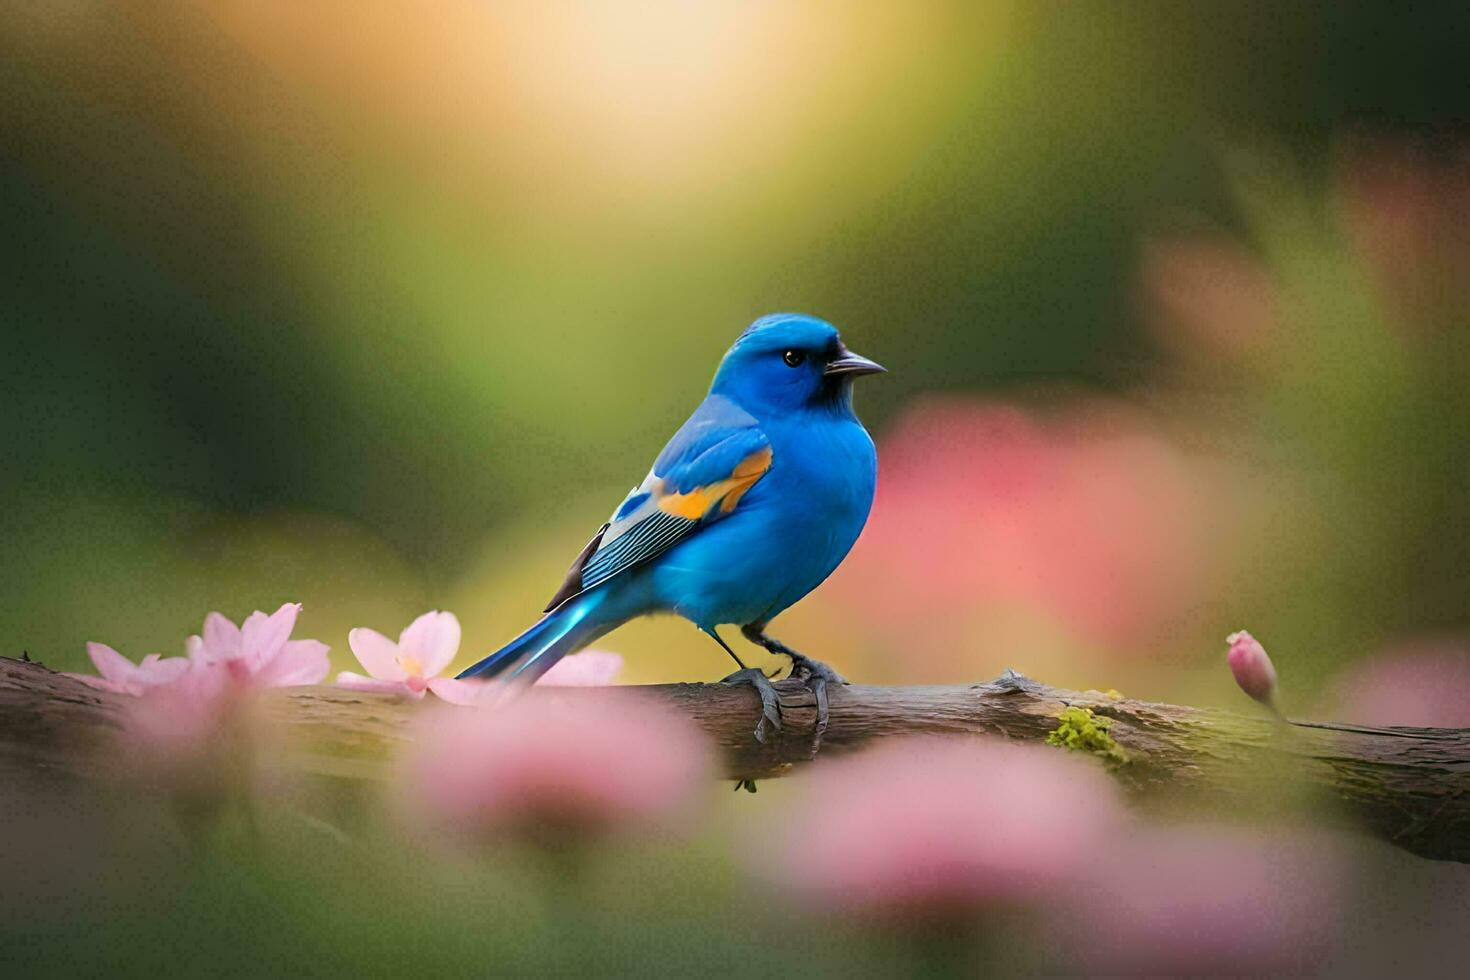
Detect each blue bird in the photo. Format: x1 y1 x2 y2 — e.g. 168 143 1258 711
459 313 885 740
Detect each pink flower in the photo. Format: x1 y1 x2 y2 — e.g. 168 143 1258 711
338 610 473 702
1227 629 1278 707
187 603 330 688
402 691 710 843
66 642 189 696
1327 635 1470 727
64 603 326 696
751 737 1127 920
1138 231 1280 363
338 610 622 702
1048 825 1345 974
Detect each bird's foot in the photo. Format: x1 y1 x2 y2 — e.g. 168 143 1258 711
785 652 847 686
719 667 782 744
733 779 758 793
784 653 846 751
726 620 851 748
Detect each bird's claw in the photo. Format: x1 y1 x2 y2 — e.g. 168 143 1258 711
721 649 847 750
785 654 846 751
720 667 783 743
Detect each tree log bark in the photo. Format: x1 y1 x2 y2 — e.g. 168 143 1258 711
2 656 1466 863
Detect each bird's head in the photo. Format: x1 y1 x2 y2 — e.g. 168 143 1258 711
710 313 885 414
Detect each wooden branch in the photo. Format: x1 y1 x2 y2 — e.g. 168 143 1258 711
3 657 1467 863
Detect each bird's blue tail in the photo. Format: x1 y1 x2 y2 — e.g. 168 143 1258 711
456 590 609 684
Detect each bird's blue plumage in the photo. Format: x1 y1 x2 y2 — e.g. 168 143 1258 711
651 394 763 482
460 313 883 684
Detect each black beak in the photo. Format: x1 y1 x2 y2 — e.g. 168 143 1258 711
824 345 887 378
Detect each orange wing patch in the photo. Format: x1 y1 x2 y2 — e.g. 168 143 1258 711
657 445 772 520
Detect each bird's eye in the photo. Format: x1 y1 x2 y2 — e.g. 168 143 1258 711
782 349 806 368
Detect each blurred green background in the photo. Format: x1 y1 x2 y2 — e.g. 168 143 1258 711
4 1 1468 712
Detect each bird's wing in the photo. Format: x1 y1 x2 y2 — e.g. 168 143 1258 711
544 396 772 611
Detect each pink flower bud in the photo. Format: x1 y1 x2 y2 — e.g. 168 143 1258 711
1227 630 1278 707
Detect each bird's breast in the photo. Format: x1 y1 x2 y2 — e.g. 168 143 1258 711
757 419 875 541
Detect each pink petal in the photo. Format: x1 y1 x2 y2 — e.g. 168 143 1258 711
239 611 267 641
336 672 419 697
254 639 330 687
399 611 462 677
201 612 241 662
86 642 138 685
426 676 491 706
169 657 231 703
185 634 206 660
136 654 191 686
242 602 301 665
348 627 407 681
538 650 624 687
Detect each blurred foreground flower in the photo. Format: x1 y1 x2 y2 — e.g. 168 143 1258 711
66 642 188 695
752 737 1126 922
1226 629 1278 710
1328 635 1470 727
402 691 710 845
338 610 623 702
1049 825 1345 974
119 656 261 806
71 604 327 810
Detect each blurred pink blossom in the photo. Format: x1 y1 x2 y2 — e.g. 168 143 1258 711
116 652 266 803
1226 629 1278 708
338 610 623 702
1335 134 1470 330
1049 825 1344 974
402 691 710 843
186 603 330 687
751 737 1127 920
1327 636 1470 728
66 642 189 696
831 398 1214 658
68 605 323 805
122 658 238 758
